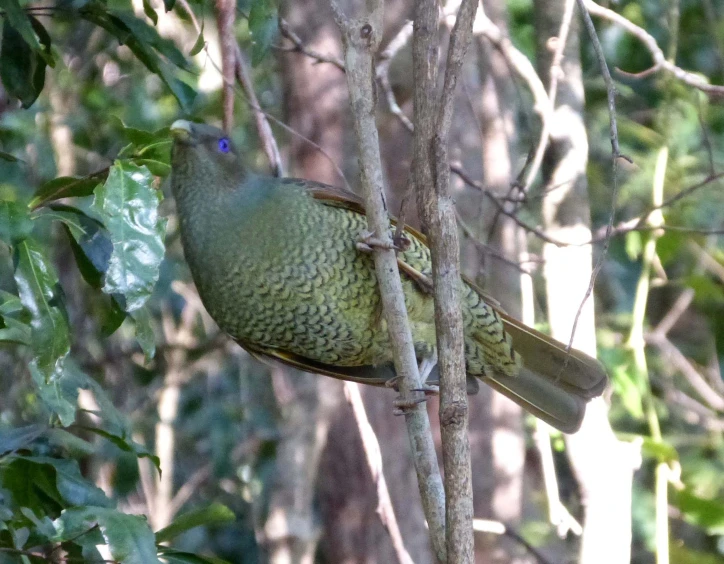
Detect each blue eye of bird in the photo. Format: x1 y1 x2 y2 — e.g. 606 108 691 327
218 138 230 153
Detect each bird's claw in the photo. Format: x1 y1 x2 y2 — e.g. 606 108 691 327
412 384 439 396
356 230 408 253
392 394 428 416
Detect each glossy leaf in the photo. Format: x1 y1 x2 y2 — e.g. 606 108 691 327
13 238 70 384
54 507 162 564
0 0 40 51
18 456 112 508
131 306 156 359
44 205 113 290
155 503 235 543
0 20 46 108
0 200 33 245
91 162 167 312
29 175 106 210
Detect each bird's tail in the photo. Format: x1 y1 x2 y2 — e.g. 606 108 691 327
483 312 608 433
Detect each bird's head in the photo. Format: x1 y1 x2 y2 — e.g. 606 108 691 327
170 120 246 195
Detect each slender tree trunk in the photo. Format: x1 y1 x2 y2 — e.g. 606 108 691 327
533 2 637 563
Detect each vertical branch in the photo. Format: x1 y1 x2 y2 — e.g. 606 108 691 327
416 0 478 561
329 3 447 562
215 0 236 132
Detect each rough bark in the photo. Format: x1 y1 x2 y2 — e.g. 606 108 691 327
533 2 636 562
330 2 447 560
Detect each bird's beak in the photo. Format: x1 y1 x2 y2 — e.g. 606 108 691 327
170 119 193 142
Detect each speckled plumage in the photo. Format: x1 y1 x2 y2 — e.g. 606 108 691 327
170 120 608 433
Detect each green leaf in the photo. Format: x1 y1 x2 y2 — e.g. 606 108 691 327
19 506 56 539
163 0 175 12
672 487 724 534
80 9 196 110
189 24 205 56
132 158 171 177
0 314 31 345
43 428 96 458
79 426 160 474
142 0 158 25
1 456 63 511
54 508 162 564
30 360 78 425
13 238 71 384
20 456 112 507
112 13 189 70
155 503 235 543
0 425 46 455
91 162 166 312
248 0 278 65
0 0 40 51
157 547 232 564
29 174 106 210
44 205 113 290
131 306 156 360
65 360 130 438
0 200 33 245
0 19 46 108
0 150 19 162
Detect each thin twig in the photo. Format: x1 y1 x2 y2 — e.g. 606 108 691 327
584 0 724 99
472 519 557 564
343 382 414 564
233 47 285 176
278 18 346 72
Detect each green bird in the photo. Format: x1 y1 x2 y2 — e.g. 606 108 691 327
170 120 607 433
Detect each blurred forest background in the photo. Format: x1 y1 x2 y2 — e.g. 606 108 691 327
1 0 724 562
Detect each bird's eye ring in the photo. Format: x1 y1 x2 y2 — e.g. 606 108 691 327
218 138 231 153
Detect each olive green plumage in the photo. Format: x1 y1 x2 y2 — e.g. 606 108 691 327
170 120 607 433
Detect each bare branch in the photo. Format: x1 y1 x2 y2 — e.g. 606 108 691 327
329 3 447 561
233 47 285 176
215 0 236 132
343 383 414 564
584 0 724 99
278 18 346 72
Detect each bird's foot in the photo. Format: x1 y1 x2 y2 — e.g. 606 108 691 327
384 375 403 392
392 394 428 416
412 384 439 396
356 230 409 253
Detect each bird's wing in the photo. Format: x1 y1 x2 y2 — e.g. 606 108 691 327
235 337 395 386
302 179 608 395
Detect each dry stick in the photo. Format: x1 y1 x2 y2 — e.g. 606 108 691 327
343 382 414 564
420 0 478 558
233 47 285 176
584 0 724 99
214 0 236 132
563 0 628 366
472 520 556 564
328 3 447 562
